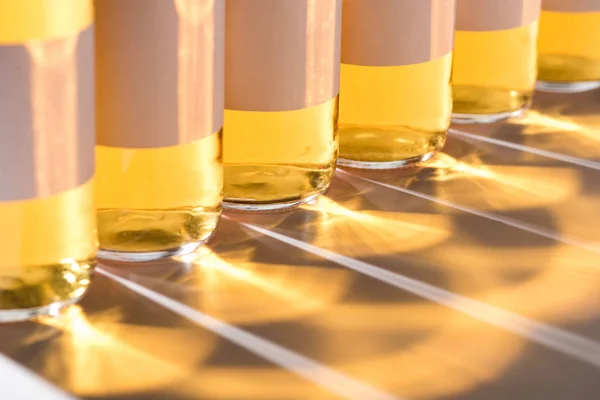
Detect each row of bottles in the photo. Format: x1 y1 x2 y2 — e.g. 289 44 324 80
1 0 599 321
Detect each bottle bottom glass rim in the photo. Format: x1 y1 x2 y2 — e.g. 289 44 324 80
536 80 600 94
97 206 220 262
222 162 335 212
0 295 83 323
97 240 205 263
337 149 439 170
451 107 527 125
223 188 325 213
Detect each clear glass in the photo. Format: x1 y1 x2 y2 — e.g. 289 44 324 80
537 10 600 93
0 1 97 322
96 134 223 262
223 98 338 211
0 183 96 322
338 54 453 169
452 22 539 124
95 0 223 262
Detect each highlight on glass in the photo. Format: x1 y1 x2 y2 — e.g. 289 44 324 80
223 0 342 211
537 0 600 93
0 0 97 322
338 0 455 169
452 0 542 124
95 0 224 262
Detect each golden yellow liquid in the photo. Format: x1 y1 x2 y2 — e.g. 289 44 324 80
0 181 96 315
223 97 338 208
96 132 222 258
339 54 453 166
538 11 600 82
0 1 95 318
452 22 539 117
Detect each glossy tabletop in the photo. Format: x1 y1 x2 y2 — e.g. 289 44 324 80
1 89 600 400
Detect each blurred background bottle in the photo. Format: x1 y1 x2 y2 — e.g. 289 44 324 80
452 0 542 124
338 0 455 169
0 0 96 321
537 0 600 93
95 0 224 261
223 0 342 211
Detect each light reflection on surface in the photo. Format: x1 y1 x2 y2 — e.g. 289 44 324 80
425 141 600 244
174 368 340 400
432 161 579 211
145 243 528 400
196 225 527 400
335 160 580 223
301 196 453 257
517 110 600 157
174 248 353 325
34 305 214 397
421 150 581 212
214 155 600 398
517 110 588 135
552 195 600 245
223 217 600 399
424 241 600 309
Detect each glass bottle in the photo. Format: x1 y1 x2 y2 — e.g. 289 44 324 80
452 0 542 124
338 0 455 169
0 0 97 321
223 0 342 211
95 0 224 261
537 0 600 93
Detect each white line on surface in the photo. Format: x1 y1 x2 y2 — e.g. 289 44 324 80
97 267 401 400
0 353 77 400
337 169 600 255
449 128 600 171
241 223 600 369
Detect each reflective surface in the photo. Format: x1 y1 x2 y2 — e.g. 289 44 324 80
2 89 600 399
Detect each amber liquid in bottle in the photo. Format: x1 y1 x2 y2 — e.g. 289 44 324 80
96 136 222 260
538 10 600 92
223 0 341 210
452 22 539 122
0 184 96 319
95 0 223 261
452 0 541 123
339 55 453 167
224 99 338 209
337 0 454 168
0 1 96 321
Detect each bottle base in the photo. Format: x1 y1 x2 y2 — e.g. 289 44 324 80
537 54 600 92
97 207 219 262
0 296 82 323
223 190 324 212
451 107 526 125
0 257 94 322
98 241 203 263
536 80 600 94
337 150 438 170
451 85 532 124
223 164 334 212
338 125 447 170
